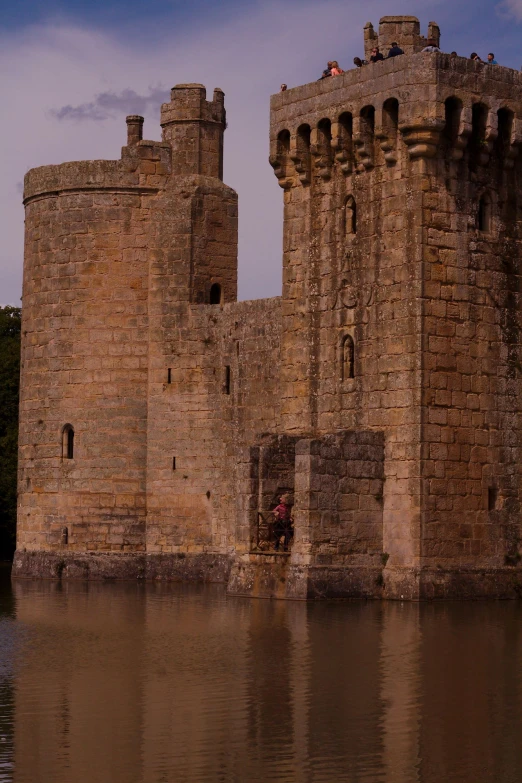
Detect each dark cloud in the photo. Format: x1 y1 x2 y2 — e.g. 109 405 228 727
51 86 170 121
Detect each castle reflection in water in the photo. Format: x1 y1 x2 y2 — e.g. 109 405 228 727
2 577 522 783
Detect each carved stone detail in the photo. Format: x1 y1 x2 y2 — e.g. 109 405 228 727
401 123 443 159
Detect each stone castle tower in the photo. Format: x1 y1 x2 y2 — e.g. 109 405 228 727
14 17 522 599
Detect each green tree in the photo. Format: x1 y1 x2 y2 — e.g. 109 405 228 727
0 306 21 560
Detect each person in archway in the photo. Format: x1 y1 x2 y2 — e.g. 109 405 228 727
272 494 293 551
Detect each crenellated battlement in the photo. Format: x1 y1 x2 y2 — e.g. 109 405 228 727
270 51 522 188
364 15 440 60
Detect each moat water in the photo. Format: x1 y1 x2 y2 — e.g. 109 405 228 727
1 565 522 783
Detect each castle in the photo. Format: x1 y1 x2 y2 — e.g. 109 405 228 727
14 16 522 599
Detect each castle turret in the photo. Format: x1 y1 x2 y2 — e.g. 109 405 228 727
160 84 226 179
364 15 440 60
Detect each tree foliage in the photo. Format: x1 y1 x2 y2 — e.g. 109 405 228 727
0 306 21 560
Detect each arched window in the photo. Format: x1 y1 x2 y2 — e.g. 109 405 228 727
342 335 355 381
477 193 492 233
383 98 399 138
497 108 514 156
360 106 375 140
444 97 462 145
209 283 222 305
470 103 488 163
62 424 74 460
345 196 357 237
336 112 353 172
277 129 290 156
293 124 312 184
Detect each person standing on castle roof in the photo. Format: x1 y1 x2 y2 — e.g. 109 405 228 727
487 53 498 64
330 60 344 76
421 39 441 52
320 62 333 79
353 57 368 67
387 42 404 57
470 52 483 62
369 47 384 62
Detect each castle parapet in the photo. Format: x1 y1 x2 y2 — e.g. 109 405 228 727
364 15 440 60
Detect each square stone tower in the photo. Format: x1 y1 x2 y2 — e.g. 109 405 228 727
267 18 522 598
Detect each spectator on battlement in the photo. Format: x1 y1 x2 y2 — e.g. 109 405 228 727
487 53 498 64
280 84 287 91
470 52 483 62
370 47 384 63
353 57 368 67
387 42 404 57
320 61 333 79
330 60 344 76
422 39 441 53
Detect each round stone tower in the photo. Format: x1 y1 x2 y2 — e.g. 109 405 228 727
15 84 238 577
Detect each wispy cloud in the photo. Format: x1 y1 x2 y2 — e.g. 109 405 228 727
497 0 522 19
51 86 170 121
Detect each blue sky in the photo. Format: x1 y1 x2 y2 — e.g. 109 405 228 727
1 0 522 304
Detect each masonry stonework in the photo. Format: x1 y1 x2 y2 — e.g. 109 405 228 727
14 18 522 599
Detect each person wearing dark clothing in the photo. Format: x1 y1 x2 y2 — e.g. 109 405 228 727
470 52 483 62
369 47 384 62
320 61 333 79
387 42 404 57
353 57 368 67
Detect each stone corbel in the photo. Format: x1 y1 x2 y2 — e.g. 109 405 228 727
289 133 311 185
352 115 373 171
331 121 352 174
269 140 293 190
400 120 444 159
310 127 332 181
374 106 397 165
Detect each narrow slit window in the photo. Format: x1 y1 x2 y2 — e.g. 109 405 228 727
62 424 74 460
488 486 498 511
477 194 491 233
342 335 355 381
345 196 357 236
167 368 172 384
172 457 176 470
224 365 231 395
209 283 222 305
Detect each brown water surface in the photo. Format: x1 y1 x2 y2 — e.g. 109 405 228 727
0 564 521 782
